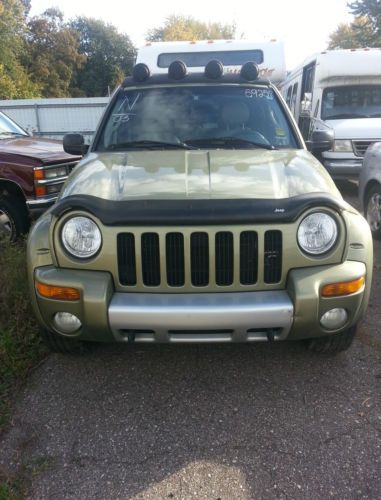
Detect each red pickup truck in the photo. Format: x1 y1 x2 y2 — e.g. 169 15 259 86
0 111 81 240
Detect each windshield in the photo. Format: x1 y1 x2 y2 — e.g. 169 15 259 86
96 85 298 151
0 112 28 139
322 85 381 120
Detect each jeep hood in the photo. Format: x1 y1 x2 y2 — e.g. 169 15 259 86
60 149 341 201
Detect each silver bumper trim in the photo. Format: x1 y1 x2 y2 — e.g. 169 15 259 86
108 291 294 343
324 159 362 168
26 195 58 207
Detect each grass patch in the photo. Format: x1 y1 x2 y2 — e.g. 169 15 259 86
0 479 24 500
0 237 46 431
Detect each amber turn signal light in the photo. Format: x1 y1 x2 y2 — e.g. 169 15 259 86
36 281 80 301
321 277 365 297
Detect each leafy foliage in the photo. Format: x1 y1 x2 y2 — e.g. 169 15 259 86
0 0 39 99
146 15 236 42
328 0 381 48
328 16 377 49
69 17 136 97
25 8 85 98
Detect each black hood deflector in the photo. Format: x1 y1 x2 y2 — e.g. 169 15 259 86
51 193 348 226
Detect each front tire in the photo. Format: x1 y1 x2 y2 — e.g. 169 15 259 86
39 327 87 354
307 324 357 354
0 195 29 242
365 183 381 240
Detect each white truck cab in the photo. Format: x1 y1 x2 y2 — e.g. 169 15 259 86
281 48 381 178
136 39 286 85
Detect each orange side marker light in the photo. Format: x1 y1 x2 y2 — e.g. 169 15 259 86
36 281 81 301
321 277 365 297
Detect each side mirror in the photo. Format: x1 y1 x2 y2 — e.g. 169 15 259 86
63 134 89 156
306 128 334 153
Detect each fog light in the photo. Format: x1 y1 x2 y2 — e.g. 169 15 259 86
320 308 348 330
53 312 81 334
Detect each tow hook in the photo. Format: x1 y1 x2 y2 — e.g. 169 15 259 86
127 331 136 343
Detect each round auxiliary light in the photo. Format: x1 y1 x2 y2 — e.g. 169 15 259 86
168 60 187 80
132 63 150 82
205 59 224 79
240 61 259 81
297 212 338 255
53 312 82 334
62 216 102 259
320 308 348 330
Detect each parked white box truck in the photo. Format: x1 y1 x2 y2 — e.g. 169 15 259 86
281 48 381 178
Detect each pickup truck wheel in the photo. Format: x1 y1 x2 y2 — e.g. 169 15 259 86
0 195 29 242
39 327 87 354
365 184 381 240
307 324 357 354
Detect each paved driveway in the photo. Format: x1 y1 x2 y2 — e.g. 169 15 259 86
1 182 380 499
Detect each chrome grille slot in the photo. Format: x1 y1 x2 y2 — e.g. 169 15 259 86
215 232 234 286
191 232 209 287
141 233 161 286
166 233 185 287
264 230 282 284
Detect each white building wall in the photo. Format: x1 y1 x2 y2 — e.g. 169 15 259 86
0 97 109 143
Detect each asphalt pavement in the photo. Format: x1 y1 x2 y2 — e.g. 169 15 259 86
0 182 380 499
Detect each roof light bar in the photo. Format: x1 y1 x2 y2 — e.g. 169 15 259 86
240 62 259 81
132 63 150 82
205 60 224 79
168 60 187 80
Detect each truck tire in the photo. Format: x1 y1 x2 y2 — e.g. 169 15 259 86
307 324 357 354
365 183 381 240
0 195 29 242
39 327 87 354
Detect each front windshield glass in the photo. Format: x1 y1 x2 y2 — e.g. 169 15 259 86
96 85 298 151
0 112 28 139
322 85 381 120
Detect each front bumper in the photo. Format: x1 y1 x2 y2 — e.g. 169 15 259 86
109 291 293 342
32 260 369 344
323 158 363 178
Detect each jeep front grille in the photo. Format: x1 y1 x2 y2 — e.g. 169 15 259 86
117 229 282 289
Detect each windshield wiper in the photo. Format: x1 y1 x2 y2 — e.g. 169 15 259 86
106 140 195 150
184 136 277 150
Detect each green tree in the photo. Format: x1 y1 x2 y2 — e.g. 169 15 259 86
349 0 381 31
146 15 236 42
70 17 136 97
328 0 381 49
328 16 376 48
0 0 39 99
25 8 85 97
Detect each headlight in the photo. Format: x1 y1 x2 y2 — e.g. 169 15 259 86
297 212 338 255
333 140 353 152
62 216 102 258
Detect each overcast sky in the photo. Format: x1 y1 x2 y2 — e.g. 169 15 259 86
30 0 354 69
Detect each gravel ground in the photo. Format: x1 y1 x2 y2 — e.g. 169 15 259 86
0 182 380 499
